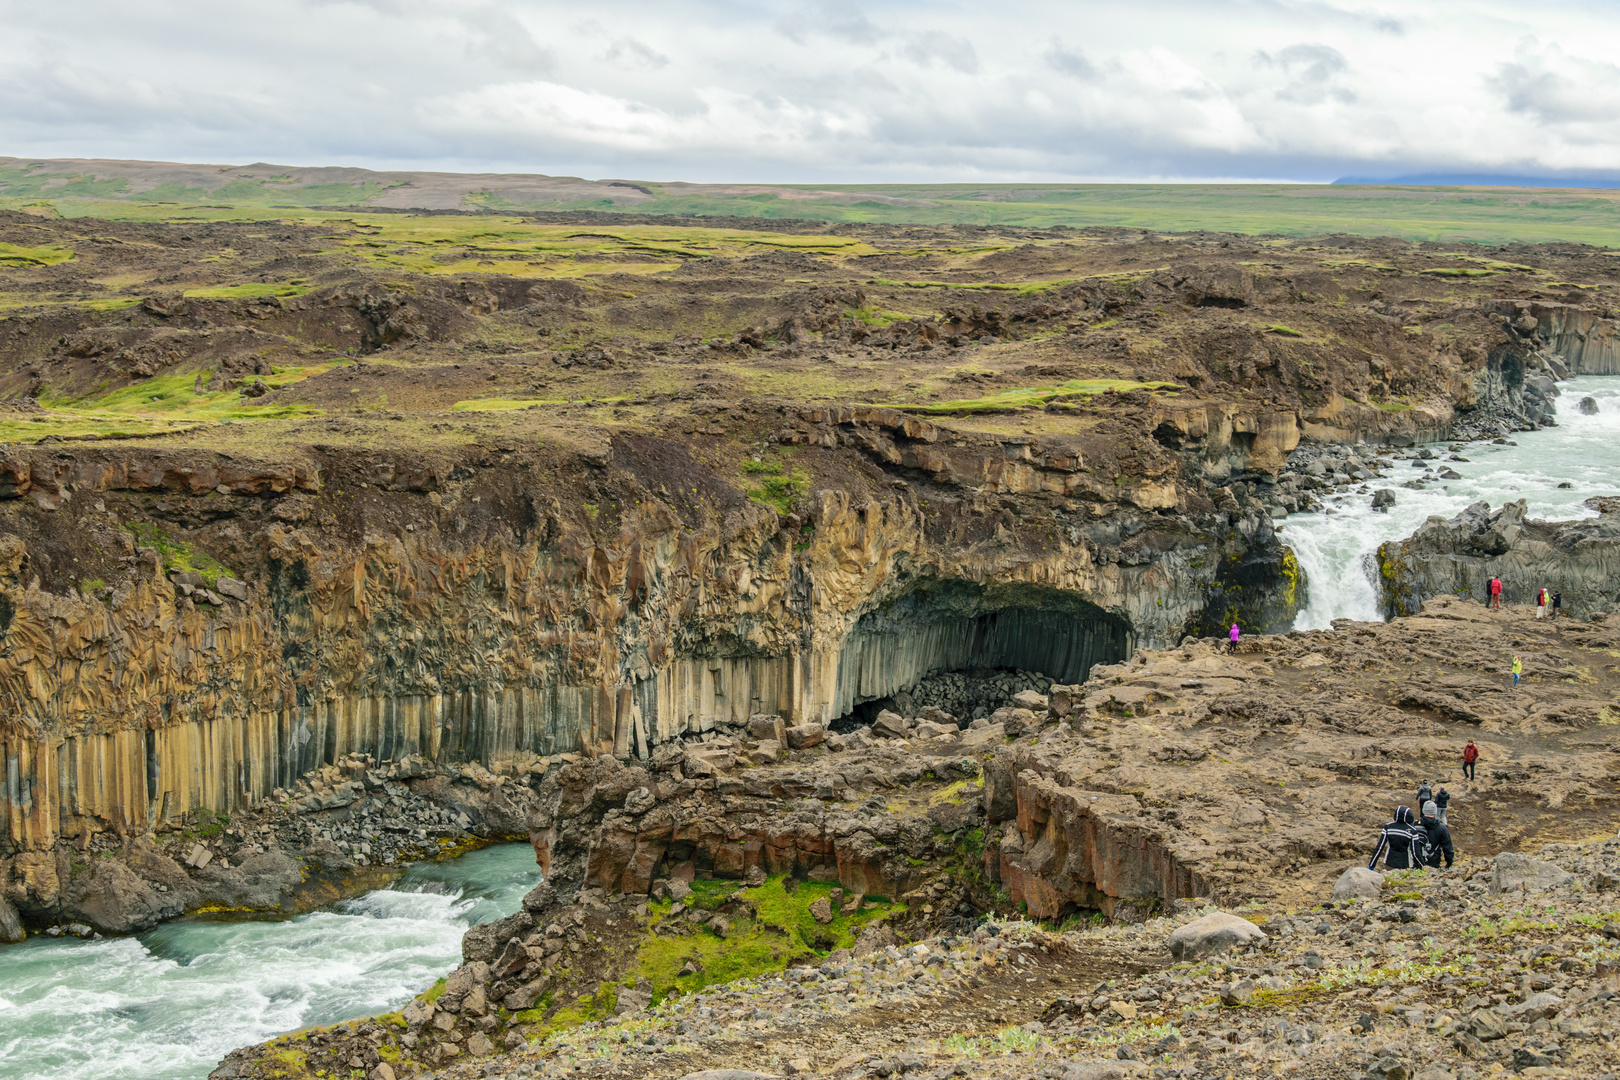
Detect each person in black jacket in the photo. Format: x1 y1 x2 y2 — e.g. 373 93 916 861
1369 805 1426 870
1420 800 1455 868
1434 786 1451 826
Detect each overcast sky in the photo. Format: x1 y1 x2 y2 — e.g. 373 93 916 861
4 0 1620 184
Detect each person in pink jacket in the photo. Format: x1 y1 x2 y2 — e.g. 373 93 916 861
1228 622 1240 654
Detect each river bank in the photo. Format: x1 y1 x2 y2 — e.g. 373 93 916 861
0 842 539 1080
1 750 542 942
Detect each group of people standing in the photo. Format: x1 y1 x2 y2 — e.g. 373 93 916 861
1369 778 1457 871
1487 576 1561 618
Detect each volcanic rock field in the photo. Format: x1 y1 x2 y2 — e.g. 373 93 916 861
2 204 1620 1079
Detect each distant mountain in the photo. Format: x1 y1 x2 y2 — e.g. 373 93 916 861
1333 173 1620 189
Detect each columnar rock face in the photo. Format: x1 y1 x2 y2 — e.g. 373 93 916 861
0 429 1302 861
1498 300 1620 376
1378 498 1620 619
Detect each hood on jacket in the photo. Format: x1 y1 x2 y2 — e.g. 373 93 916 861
1394 805 1415 825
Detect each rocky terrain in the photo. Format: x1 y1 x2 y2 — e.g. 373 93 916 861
4 203 1620 1076
1380 498 1620 620
207 592 1620 1079
224 839 1620 1080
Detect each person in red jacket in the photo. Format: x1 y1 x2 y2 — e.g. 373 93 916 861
1488 576 1502 610
1462 739 1479 782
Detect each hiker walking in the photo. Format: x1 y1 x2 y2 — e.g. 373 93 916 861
1512 655 1522 687
1416 779 1433 812
1489 576 1502 609
1228 622 1240 655
1369 805 1426 870
1552 590 1562 620
1420 801 1455 869
1462 739 1479 782
1434 786 1451 825
1537 587 1548 618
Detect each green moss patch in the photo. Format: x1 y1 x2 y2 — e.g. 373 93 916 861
184 282 311 299
122 521 234 586
742 456 809 514
0 241 75 267
623 875 904 1007
886 378 1180 415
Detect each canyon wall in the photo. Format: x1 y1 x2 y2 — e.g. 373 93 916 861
0 416 1301 859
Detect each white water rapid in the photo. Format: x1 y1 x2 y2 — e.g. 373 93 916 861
0 842 539 1080
1286 375 1620 629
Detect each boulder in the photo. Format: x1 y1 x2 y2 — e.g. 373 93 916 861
0 895 23 943
752 739 781 764
869 711 909 739
623 787 656 815
1011 689 1049 711
1166 911 1268 961
784 724 825 750
1490 852 1575 894
990 706 1039 737
1503 991 1563 1022
1372 489 1396 511
916 706 957 727
1331 867 1384 902
913 721 959 739
809 896 834 923
1579 396 1600 415
746 714 785 744
461 911 534 963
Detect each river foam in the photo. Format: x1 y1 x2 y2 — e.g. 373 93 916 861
0 842 538 1080
1286 376 1620 628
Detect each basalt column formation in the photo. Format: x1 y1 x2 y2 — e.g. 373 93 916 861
0 412 1299 878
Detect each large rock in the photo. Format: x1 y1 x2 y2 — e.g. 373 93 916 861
0 895 23 943
1331 867 1384 902
869 711 909 739
1166 911 1268 961
1491 852 1575 894
1503 991 1563 1021
784 724 825 750
461 911 533 962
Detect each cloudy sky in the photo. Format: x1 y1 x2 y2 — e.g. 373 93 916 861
4 0 1620 184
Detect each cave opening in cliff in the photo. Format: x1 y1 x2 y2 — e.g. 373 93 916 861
828 581 1131 730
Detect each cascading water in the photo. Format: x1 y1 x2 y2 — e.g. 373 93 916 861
1286 376 1620 628
0 843 539 1080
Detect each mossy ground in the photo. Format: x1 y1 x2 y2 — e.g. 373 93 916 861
121 520 234 585
621 876 904 1006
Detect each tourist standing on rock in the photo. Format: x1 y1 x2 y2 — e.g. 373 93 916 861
1537 588 1548 618
1435 786 1451 825
1463 739 1479 781
1552 590 1562 620
1416 780 1433 812
1489 576 1503 609
1369 805 1426 870
1228 623 1240 654
1420 801 1455 869
1512 655 1523 687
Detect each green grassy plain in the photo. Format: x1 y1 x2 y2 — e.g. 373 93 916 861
8 180 1620 247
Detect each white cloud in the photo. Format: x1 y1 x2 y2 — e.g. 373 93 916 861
2 0 1620 182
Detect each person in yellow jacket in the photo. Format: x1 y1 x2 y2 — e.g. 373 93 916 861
1512 655 1522 687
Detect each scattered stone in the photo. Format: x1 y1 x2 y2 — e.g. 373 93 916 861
1166 911 1268 961
1491 852 1575 894
784 724 826 750
1332 867 1384 902
809 897 834 923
